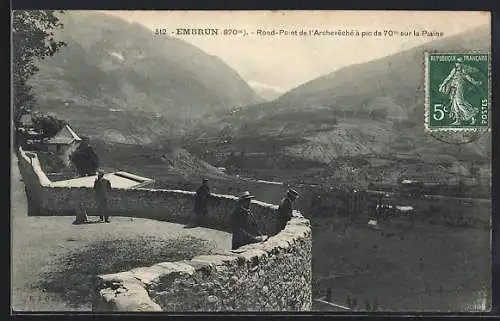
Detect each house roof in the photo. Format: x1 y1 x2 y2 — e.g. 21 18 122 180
50 171 154 189
45 125 82 145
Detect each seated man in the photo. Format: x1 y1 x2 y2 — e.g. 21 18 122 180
231 191 268 250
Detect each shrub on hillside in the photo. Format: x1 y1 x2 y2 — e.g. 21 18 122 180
370 108 389 120
70 137 99 176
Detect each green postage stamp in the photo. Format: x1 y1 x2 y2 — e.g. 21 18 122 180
424 52 491 131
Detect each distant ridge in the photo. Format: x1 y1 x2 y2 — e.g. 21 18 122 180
30 11 262 118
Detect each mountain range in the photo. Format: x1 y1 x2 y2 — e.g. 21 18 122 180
27 11 264 180
30 11 262 120
190 25 491 165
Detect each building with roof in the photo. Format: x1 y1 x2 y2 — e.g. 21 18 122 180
44 125 82 166
50 171 154 189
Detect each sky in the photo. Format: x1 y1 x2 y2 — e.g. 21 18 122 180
103 11 490 92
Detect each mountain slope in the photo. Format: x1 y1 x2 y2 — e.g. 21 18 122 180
26 11 263 183
278 25 491 162
185 25 491 187
29 11 262 119
277 25 490 113
194 25 491 162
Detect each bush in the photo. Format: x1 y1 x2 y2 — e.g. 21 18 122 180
370 108 389 119
70 138 99 176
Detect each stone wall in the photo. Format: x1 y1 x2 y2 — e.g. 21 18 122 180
16 147 51 215
18 147 282 233
16 147 313 311
40 186 281 234
93 211 312 312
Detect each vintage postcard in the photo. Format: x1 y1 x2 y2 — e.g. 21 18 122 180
11 10 491 313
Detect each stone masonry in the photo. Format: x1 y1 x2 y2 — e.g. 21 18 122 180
93 212 311 312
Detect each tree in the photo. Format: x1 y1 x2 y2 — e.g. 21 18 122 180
70 138 99 176
32 114 67 139
370 108 389 120
469 163 481 183
12 10 66 127
457 179 467 195
224 151 236 169
239 150 246 168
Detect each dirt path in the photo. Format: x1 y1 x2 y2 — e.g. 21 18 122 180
11 153 232 311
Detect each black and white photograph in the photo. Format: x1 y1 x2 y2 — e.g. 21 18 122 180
11 10 492 312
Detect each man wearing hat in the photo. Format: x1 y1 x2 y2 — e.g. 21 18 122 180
231 191 268 250
94 169 112 223
193 177 211 225
276 189 299 233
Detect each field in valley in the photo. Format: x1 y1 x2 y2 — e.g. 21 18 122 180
311 215 491 312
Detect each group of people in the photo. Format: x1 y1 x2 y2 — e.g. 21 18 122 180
90 172 301 251
193 178 300 250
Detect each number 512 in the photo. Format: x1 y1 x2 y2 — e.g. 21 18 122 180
432 104 448 121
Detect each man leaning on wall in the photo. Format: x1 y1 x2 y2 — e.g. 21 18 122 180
231 191 268 250
94 169 112 223
276 189 299 233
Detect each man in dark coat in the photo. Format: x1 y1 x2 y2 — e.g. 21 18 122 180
193 178 210 224
231 191 268 250
276 189 299 233
94 169 112 223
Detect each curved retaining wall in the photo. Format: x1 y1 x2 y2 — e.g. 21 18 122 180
94 210 311 312
15 147 312 311
16 147 51 215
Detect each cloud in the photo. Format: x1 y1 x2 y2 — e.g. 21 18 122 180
247 81 285 93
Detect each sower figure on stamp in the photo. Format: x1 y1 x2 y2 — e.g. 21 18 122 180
193 177 210 225
438 57 482 126
231 191 268 250
276 189 299 233
94 169 112 223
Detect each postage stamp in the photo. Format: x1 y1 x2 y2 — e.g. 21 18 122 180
424 52 491 131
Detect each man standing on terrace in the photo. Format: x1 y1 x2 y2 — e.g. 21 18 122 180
193 177 210 225
94 169 112 223
231 191 268 250
276 189 299 233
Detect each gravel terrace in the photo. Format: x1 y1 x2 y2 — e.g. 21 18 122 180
11 153 232 311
